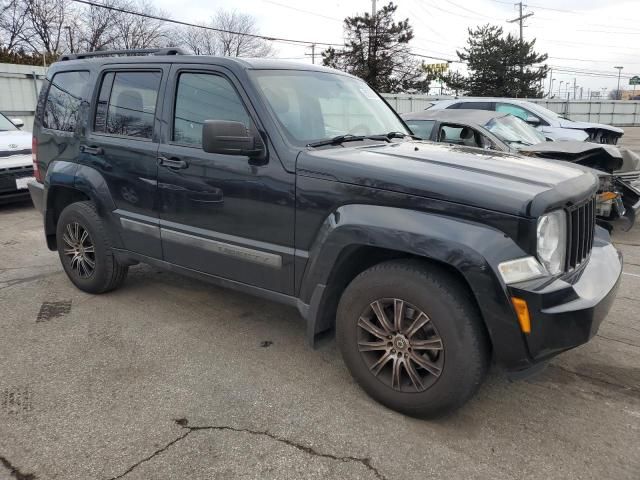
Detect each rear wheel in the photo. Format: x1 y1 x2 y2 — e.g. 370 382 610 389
336 260 489 417
56 201 128 294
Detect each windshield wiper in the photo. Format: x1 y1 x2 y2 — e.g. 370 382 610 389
307 131 415 148
307 134 367 148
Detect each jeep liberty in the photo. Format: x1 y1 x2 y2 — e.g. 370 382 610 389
28 49 622 417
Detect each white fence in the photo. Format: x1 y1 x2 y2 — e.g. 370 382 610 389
0 64 47 131
381 94 640 127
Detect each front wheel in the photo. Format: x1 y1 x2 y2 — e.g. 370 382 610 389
56 201 128 294
336 260 489 417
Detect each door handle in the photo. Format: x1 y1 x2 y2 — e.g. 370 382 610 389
157 156 188 169
80 145 104 155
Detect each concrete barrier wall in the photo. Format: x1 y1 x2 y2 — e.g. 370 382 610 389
381 93 640 127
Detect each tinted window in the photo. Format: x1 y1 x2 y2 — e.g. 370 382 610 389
458 102 493 110
94 71 161 139
405 120 435 139
174 73 250 146
43 71 89 132
496 103 531 120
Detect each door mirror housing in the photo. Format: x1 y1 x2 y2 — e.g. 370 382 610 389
202 120 263 157
525 115 541 125
10 118 24 129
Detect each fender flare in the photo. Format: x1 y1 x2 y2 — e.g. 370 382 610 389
44 161 124 249
297 204 531 368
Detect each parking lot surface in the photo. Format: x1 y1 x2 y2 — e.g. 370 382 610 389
1 136 639 479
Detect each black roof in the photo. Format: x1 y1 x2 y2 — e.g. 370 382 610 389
401 109 509 125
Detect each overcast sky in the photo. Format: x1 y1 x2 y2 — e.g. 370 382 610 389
153 0 640 96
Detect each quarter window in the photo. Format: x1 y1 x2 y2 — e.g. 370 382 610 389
43 71 90 132
405 120 435 139
94 71 161 139
173 73 250 146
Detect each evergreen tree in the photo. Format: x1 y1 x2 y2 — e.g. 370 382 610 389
322 2 432 93
441 24 548 98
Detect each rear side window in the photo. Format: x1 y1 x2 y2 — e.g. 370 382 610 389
456 102 493 110
405 120 435 139
94 71 161 139
173 72 250 146
43 71 90 132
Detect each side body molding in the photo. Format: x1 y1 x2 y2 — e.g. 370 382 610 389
297 204 533 369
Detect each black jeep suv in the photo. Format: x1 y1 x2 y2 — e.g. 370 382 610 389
28 49 622 417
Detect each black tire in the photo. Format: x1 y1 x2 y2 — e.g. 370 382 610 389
336 260 489 418
56 201 128 294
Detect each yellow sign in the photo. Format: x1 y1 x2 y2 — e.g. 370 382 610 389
424 63 449 73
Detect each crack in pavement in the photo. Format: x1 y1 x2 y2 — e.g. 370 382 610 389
0 271 60 291
0 455 36 480
107 419 387 480
548 364 640 395
596 333 640 348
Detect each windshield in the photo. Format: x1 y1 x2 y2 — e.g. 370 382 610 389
0 113 18 131
250 70 409 145
526 102 569 121
486 114 546 147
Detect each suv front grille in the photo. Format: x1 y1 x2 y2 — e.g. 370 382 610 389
566 196 596 270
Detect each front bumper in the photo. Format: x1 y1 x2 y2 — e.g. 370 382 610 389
507 228 621 366
0 165 35 204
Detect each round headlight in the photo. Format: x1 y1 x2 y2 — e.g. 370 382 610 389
536 210 567 275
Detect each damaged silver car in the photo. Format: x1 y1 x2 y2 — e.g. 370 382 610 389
402 109 640 230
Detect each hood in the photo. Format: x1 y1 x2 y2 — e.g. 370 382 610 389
0 130 32 169
298 141 597 217
518 141 623 172
558 118 624 135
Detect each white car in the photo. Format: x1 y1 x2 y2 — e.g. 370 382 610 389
427 98 624 144
0 112 34 204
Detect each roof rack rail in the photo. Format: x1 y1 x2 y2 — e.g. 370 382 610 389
59 47 187 61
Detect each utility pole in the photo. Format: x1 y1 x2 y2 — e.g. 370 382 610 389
508 2 534 43
547 68 553 97
311 44 315 64
573 78 577 99
614 66 623 100
64 25 73 53
372 0 376 17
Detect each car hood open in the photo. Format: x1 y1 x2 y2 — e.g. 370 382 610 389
298 141 597 217
518 141 623 172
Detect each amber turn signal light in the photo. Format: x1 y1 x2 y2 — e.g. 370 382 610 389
511 297 531 334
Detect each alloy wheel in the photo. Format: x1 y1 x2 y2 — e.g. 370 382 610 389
62 222 96 278
357 298 444 392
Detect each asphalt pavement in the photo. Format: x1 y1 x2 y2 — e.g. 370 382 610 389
0 133 639 479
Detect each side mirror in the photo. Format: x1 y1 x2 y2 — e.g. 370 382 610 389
525 115 541 125
10 118 24 129
202 120 262 157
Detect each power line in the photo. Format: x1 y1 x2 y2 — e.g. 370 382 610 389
70 0 344 47
259 1 343 23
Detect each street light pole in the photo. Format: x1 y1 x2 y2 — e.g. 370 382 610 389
614 66 623 100
64 25 73 53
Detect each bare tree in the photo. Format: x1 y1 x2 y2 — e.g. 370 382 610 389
213 11 274 57
76 0 122 52
22 0 69 54
180 24 220 55
0 0 28 51
113 0 168 50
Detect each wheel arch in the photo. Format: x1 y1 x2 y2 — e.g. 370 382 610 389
297 204 529 368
